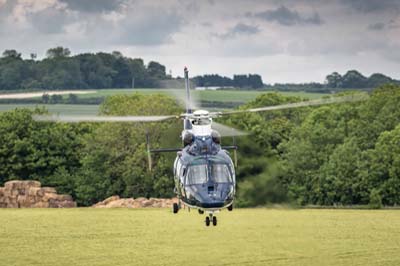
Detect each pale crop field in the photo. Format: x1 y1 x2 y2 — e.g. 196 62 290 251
0 208 399 266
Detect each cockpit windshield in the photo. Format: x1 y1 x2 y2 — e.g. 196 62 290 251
192 117 211 126
186 164 207 185
211 164 231 183
185 163 231 185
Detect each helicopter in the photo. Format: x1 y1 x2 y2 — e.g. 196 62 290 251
31 67 365 226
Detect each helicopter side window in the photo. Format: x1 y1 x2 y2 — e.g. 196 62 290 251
186 165 208 185
211 164 231 183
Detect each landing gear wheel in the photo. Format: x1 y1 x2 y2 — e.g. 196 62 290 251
205 216 210 226
198 209 204 215
212 216 217 226
173 203 179 214
228 204 233 211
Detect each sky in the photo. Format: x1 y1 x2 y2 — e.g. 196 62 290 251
0 0 399 83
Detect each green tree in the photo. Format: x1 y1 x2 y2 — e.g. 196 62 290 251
0 108 90 189
147 61 166 79
46 47 71 59
42 93 50 103
2 49 22 59
341 70 367 88
366 124 400 205
75 94 181 205
325 72 342 88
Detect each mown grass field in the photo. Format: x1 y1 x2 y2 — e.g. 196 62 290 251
0 208 399 266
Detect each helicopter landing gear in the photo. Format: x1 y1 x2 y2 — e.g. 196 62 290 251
205 213 217 226
198 209 204 215
227 204 233 211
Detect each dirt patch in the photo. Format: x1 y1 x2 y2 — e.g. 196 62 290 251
93 195 178 208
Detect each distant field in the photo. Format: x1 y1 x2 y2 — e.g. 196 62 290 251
0 90 328 115
0 104 99 115
75 88 327 102
0 208 399 266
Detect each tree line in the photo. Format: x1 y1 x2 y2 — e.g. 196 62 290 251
0 85 400 207
0 47 168 91
266 70 400 93
193 74 264 89
192 70 399 93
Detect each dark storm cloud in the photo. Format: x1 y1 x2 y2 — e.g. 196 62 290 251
368 22 385 31
59 0 125 13
342 0 400 13
248 5 324 26
214 23 260 40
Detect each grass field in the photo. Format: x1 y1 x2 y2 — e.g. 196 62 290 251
74 88 327 102
0 90 327 115
0 208 399 266
0 104 100 115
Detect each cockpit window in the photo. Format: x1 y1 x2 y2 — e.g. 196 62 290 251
211 164 231 183
186 164 207 185
192 118 211 126
186 163 232 185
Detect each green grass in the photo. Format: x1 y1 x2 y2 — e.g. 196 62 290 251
0 208 399 266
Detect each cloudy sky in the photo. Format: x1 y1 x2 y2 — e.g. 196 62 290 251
0 0 399 83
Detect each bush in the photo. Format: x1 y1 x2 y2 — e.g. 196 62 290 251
369 189 382 209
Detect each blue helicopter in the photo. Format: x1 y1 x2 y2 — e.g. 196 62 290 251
33 67 364 226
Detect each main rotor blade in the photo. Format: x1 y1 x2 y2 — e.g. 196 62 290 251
33 115 176 123
212 121 248 137
211 94 368 117
165 89 199 111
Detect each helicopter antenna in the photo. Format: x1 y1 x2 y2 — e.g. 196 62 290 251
183 67 192 131
184 67 191 115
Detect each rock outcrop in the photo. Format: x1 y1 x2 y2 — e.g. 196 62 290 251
0 180 76 208
93 195 178 208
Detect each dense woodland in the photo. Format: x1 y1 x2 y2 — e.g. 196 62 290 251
0 84 399 207
0 47 168 90
0 47 265 91
193 74 264 89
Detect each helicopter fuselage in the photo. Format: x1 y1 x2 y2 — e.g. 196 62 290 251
173 135 236 212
